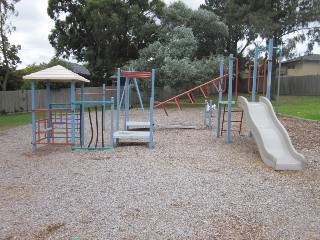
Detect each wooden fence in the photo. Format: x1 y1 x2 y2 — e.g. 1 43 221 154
1 75 319 113
0 87 120 114
276 75 320 96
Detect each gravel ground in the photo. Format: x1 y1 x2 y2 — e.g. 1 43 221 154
0 108 319 239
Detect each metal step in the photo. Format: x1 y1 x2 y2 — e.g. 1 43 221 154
114 131 150 139
126 121 150 128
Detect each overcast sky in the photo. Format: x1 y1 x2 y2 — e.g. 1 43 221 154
8 0 319 69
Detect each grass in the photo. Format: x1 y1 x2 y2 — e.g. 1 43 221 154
272 95 320 120
0 95 319 132
0 112 32 132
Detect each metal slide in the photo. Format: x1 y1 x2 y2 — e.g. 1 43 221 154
237 96 305 170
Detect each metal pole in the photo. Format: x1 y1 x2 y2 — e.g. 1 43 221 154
217 60 224 138
133 78 146 119
227 54 233 143
124 77 130 130
71 80 76 146
102 84 106 130
116 68 120 134
276 48 282 116
252 46 259 102
80 83 85 145
31 80 37 152
110 97 114 148
266 38 273 100
46 80 51 143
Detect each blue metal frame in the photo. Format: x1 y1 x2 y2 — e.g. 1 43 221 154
31 80 36 152
227 54 234 143
71 99 114 150
216 60 224 138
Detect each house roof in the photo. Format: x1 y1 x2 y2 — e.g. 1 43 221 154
23 65 90 83
67 62 90 76
282 54 320 64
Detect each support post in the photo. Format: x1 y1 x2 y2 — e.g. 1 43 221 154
133 78 146 119
276 48 282 116
227 54 233 143
71 80 76 146
46 80 52 143
31 80 37 152
124 77 130 130
208 100 213 129
110 97 114 148
80 83 85 145
266 38 273 100
102 84 106 130
116 68 120 134
216 60 224 138
252 46 259 102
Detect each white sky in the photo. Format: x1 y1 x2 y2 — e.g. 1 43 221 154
8 0 319 69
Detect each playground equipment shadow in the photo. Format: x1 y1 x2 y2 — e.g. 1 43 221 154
0 108 319 239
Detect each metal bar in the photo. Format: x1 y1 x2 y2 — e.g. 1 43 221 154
110 97 114 148
80 83 85 146
216 60 224 138
227 54 234 143
154 74 228 108
208 100 213 129
187 93 194 103
102 84 106 130
71 80 76 145
174 98 182 110
133 78 146 119
276 49 282 116
116 68 121 135
199 86 207 98
266 38 273 100
124 77 130 130
73 100 114 105
252 47 259 102
31 80 37 152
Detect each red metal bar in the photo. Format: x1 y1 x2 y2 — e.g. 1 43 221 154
187 93 195 103
154 74 228 108
199 86 207 98
122 71 152 79
174 98 182 110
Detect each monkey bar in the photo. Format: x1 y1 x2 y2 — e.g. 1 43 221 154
154 73 228 116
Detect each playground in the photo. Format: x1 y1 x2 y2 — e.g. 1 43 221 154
1 39 319 238
0 107 319 239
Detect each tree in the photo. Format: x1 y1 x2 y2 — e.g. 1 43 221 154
0 0 21 91
201 0 320 58
47 0 165 79
133 2 227 98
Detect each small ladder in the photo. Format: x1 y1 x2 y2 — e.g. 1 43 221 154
219 101 244 136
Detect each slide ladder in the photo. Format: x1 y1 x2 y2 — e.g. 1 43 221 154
220 102 244 136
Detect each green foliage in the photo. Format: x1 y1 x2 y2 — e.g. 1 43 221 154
0 0 21 91
48 0 165 79
133 1 227 98
201 0 320 58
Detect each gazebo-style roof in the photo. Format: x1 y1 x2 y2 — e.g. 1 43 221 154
23 65 90 83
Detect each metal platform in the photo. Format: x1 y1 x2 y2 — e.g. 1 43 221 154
126 121 150 128
114 131 150 139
